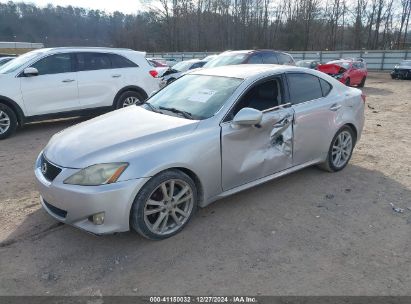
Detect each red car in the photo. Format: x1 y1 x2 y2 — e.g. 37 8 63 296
318 60 367 87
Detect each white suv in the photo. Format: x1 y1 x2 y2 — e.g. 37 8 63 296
0 47 160 139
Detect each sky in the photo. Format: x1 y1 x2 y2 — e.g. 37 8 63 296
20 0 145 14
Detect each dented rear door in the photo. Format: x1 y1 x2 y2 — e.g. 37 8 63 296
220 106 294 191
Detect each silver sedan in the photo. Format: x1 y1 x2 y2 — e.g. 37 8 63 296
35 65 365 240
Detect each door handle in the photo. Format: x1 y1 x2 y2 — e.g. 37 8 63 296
112 74 121 78
273 118 290 128
62 79 75 83
329 104 342 111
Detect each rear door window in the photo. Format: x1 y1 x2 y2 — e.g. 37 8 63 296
76 52 111 71
247 54 263 64
286 73 323 104
262 53 279 64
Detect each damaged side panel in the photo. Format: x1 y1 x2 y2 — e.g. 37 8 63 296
220 108 294 191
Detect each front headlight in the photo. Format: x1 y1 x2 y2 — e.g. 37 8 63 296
64 163 128 186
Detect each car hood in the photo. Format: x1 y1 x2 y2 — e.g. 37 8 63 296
44 106 199 168
318 64 347 75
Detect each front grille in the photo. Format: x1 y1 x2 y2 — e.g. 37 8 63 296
43 200 67 218
40 155 62 181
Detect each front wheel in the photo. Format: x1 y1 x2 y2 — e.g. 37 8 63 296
130 169 198 240
319 126 356 172
358 76 366 87
344 78 351 86
0 104 18 140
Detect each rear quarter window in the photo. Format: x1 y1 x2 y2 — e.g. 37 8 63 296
109 54 138 68
319 78 332 96
277 53 294 65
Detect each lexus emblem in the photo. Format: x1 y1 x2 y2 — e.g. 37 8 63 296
41 162 48 175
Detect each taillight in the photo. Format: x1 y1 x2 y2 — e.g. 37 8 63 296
361 94 366 103
149 70 158 78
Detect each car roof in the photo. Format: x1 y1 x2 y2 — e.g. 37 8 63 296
39 47 146 56
221 49 290 55
190 64 302 79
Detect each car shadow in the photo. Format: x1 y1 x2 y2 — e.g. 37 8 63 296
1 163 410 294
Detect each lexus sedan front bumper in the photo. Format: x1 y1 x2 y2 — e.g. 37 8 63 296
34 153 149 234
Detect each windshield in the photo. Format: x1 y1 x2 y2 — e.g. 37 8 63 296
0 51 41 74
203 53 248 68
146 74 243 120
399 61 411 67
172 61 195 72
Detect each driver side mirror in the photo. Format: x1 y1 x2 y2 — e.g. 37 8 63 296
23 67 39 77
232 107 263 127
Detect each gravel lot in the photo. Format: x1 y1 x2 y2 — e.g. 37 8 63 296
0 72 410 296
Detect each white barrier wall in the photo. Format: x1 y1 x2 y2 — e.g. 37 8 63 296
0 42 44 49
147 50 411 70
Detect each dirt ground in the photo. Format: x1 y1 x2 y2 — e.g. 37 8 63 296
0 72 410 296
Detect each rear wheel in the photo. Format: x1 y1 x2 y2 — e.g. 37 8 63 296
319 126 356 172
358 76 366 87
130 169 198 240
115 91 145 109
344 78 351 86
0 104 17 140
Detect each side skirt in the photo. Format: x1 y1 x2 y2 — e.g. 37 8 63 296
203 158 323 207
24 106 113 124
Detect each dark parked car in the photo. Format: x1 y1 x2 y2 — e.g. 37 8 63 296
390 60 411 79
296 60 319 69
203 50 295 68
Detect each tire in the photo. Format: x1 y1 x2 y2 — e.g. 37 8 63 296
344 78 351 86
130 169 198 240
318 126 356 173
0 103 18 140
167 78 176 85
115 91 145 109
358 76 366 87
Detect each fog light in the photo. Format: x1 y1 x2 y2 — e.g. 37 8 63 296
92 212 105 225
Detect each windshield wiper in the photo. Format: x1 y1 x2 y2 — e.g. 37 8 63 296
158 106 194 120
144 102 161 113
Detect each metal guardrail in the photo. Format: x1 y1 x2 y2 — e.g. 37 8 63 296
147 50 411 70
0 42 44 49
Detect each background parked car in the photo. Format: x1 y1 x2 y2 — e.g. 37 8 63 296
160 59 207 87
202 54 218 62
203 50 295 68
149 57 168 66
0 47 160 139
390 60 411 80
318 59 367 87
148 58 169 77
0 56 16 66
296 60 319 69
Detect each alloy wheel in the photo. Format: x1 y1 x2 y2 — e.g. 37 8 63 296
0 110 10 135
331 130 353 168
122 96 140 107
143 179 194 236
